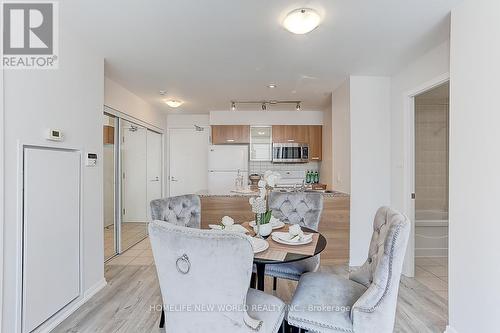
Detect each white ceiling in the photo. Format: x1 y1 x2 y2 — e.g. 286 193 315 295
62 0 461 114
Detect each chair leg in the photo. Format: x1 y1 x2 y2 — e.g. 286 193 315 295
273 276 277 291
251 272 256 289
159 309 165 328
283 320 291 333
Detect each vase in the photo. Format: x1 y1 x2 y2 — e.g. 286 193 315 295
258 223 273 237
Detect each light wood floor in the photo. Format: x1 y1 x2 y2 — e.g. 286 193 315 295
54 238 448 333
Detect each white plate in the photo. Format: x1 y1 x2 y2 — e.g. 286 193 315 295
249 220 285 230
248 237 269 254
271 232 313 246
208 224 249 233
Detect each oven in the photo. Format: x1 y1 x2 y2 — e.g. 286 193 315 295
272 143 309 163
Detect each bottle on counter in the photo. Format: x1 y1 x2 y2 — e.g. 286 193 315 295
315 171 320 184
306 170 311 184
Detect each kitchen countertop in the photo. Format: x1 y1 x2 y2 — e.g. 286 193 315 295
196 189 349 198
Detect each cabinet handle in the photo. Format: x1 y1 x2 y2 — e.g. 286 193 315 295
226 139 235 142
287 139 294 142
311 157 320 160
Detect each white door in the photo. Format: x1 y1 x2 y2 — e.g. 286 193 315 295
23 147 80 333
121 121 147 222
147 130 162 219
169 128 209 196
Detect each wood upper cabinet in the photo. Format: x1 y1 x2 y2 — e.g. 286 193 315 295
272 125 309 143
272 125 322 161
211 125 250 144
308 125 322 161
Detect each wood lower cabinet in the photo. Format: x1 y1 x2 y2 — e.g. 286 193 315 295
103 125 115 144
272 125 309 143
308 125 322 161
211 125 250 144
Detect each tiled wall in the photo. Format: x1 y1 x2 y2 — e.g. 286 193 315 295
414 97 449 219
249 161 320 176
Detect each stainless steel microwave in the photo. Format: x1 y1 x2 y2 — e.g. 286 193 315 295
272 143 309 163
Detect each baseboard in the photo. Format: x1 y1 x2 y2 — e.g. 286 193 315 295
35 278 107 333
444 325 458 333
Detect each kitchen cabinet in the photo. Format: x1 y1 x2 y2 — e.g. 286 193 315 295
272 125 309 143
211 125 250 144
308 125 322 161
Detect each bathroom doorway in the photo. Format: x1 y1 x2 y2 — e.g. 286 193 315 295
413 81 449 302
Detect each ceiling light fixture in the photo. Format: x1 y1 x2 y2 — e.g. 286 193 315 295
268 83 277 89
165 99 184 108
283 8 321 35
230 100 302 111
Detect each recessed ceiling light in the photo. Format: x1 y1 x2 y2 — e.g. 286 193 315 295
164 99 183 108
268 83 277 89
159 90 166 95
283 8 321 35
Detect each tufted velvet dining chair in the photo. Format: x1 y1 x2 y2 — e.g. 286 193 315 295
150 194 201 229
287 207 411 333
263 192 323 289
149 221 285 332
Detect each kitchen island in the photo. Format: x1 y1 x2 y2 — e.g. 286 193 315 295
198 190 350 264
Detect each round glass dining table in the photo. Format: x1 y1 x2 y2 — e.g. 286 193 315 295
252 226 327 291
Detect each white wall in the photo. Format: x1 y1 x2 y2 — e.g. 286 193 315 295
448 1 500 331
349 76 391 266
2 26 104 332
209 111 323 125
331 79 351 194
390 41 450 214
105 77 165 130
167 114 209 128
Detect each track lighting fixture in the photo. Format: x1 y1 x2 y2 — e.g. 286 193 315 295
229 100 302 111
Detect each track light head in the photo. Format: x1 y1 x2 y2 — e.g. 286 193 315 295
231 102 236 111
262 103 267 111
296 102 301 111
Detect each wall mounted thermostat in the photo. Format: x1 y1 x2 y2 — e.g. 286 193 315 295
47 129 63 141
86 153 98 167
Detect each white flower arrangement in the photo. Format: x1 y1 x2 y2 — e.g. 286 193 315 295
249 171 281 230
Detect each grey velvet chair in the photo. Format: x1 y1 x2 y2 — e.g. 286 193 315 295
286 207 410 333
150 194 201 228
263 192 324 288
149 221 285 332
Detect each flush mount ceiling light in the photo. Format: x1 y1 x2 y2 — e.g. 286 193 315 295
164 99 184 108
283 8 321 34
267 83 277 89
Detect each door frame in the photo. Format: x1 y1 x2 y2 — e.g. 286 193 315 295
402 72 450 277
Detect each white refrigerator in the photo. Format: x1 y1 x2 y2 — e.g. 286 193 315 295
208 145 248 194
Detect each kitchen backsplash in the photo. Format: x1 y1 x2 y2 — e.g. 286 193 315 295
249 161 320 176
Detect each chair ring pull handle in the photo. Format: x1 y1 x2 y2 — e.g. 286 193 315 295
176 254 190 274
